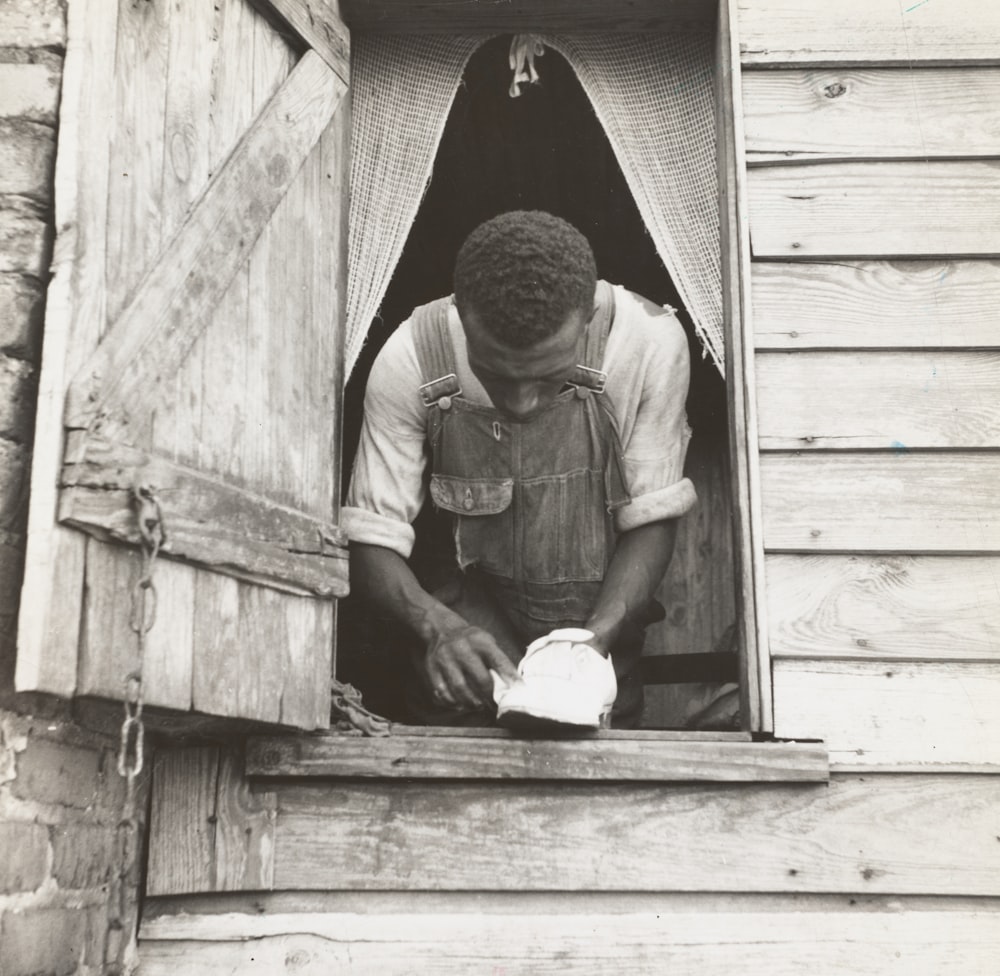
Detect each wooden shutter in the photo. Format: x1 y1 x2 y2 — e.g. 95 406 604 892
15 0 351 730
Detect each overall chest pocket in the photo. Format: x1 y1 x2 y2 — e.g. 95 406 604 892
518 468 608 584
430 474 515 578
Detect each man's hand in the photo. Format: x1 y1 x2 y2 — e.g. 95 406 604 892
424 623 519 710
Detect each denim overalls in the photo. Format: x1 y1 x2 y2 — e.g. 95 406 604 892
412 283 647 725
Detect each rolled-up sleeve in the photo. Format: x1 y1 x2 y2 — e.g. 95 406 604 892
342 323 428 559
608 293 697 533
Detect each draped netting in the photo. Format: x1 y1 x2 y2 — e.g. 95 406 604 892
346 33 723 378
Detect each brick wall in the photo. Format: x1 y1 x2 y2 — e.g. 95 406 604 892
0 3 146 973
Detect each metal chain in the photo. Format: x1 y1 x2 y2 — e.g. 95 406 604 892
105 485 165 976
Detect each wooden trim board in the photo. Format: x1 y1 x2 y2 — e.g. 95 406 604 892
245 733 829 782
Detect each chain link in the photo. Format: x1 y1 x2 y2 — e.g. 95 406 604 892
105 484 165 975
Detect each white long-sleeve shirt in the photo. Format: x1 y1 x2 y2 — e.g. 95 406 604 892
344 283 697 557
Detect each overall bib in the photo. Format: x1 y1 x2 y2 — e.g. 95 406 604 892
411 283 647 726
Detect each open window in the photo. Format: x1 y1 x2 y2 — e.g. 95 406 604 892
17 0 814 777
337 32 745 733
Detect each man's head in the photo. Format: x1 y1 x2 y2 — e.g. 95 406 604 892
454 211 597 348
454 212 597 419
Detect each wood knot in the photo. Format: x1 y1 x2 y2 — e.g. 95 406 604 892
823 82 847 98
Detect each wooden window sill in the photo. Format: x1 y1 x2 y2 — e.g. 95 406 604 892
246 728 829 783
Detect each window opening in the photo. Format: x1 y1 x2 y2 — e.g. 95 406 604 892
339 36 738 731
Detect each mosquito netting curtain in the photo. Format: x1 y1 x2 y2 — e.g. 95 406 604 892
345 32 722 379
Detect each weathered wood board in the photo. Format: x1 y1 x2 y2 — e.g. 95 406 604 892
760 454 1000 553
139 900 1000 976
738 0 1000 67
245 733 827 782
751 260 1000 350
18 0 349 729
269 774 1000 894
773 661 1000 766
766 554 1000 663
743 68 1000 162
142 748 1000 896
749 161 1000 258
755 351 1000 449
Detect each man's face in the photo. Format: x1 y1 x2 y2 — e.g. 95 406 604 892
462 306 589 420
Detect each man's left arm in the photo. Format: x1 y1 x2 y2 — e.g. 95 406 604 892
583 293 694 656
584 518 678 657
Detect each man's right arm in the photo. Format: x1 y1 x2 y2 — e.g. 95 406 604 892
350 543 518 708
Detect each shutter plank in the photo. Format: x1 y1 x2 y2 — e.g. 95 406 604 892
64 49 348 435
766 554 1000 662
760 453 1000 553
16 0 119 695
738 0 1000 67
756 351 1000 449
744 68 1000 163
185 0 260 724
751 260 1000 350
748 161 1000 258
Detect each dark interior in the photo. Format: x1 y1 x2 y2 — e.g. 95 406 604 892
337 35 731 723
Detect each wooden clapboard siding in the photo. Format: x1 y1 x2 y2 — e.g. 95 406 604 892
147 748 1000 895
760 453 1000 553
271 776 1000 894
738 0 1000 67
756 351 1000 449
773 661 1000 766
748 161 1000 258
743 68 1000 164
139 898 1000 976
766 555 1000 662
751 261 1000 350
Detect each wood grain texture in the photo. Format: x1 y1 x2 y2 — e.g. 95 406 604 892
751 260 1000 350
748 161 1000 258
146 747 220 897
738 0 1000 67
268 0 350 82
265 774 1000 893
15 0 119 695
773 660 1000 766
340 0 715 32
743 68 1000 163
64 49 347 433
147 745 279 897
755 351 1000 449
58 437 349 597
245 734 828 782
139 905 1000 976
760 453 1000 553
213 747 276 892
766 554 1000 662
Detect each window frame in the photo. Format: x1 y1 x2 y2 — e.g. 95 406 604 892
310 0 799 777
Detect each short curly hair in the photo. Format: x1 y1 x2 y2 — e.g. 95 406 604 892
453 211 597 348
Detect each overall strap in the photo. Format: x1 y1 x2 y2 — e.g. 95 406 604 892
411 297 462 407
569 280 614 392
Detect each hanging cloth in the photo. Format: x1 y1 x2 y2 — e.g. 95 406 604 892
346 32 723 379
